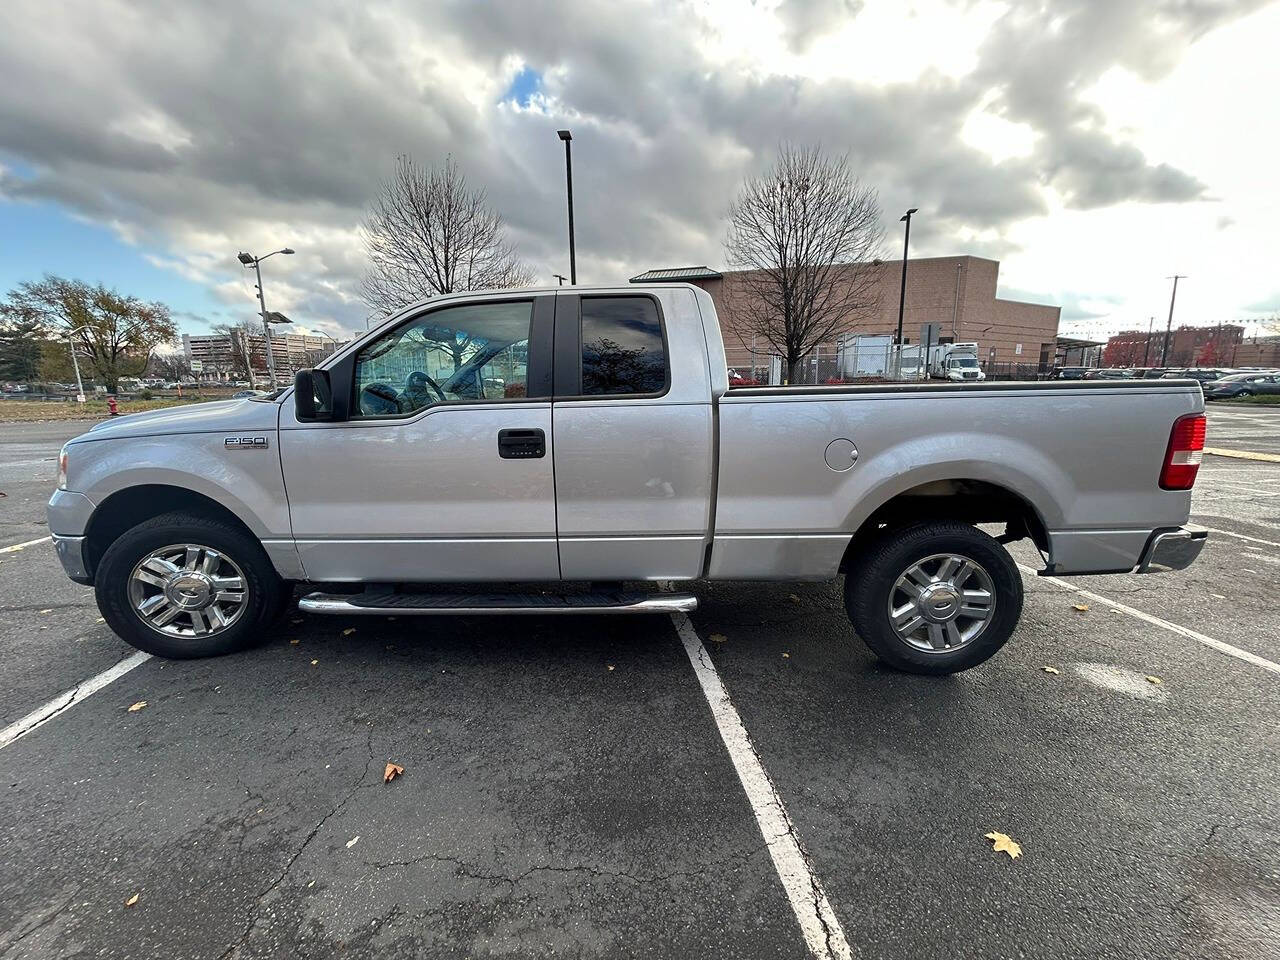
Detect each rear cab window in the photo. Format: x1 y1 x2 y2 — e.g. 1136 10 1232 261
579 297 667 396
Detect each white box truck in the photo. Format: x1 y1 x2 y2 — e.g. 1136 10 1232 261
930 342 985 382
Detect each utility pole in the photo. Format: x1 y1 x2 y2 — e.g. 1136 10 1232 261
895 208 918 379
553 273 567 286
1160 275 1186 367
1142 316 1154 366
557 130 577 284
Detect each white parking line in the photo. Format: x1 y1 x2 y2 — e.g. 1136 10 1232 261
0 651 152 750
670 611 852 960
1018 565 1280 677
1199 526 1280 549
0 536 51 554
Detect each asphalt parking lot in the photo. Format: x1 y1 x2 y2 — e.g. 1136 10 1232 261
1 406 1277 959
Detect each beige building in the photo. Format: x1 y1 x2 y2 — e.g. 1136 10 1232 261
631 256 1061 379
182 331 343 382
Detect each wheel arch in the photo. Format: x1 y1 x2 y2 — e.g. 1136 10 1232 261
839 477 1051 573
83 485 263 582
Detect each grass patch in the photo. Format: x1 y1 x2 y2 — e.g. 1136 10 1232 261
1219 394 1280 406
0 396 217 422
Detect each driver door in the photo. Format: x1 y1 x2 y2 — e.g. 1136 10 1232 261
279 294 560 582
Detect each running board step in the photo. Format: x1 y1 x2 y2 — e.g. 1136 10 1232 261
298 589 697 616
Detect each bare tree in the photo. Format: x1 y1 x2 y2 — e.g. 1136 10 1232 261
361 156 535 318
725 144 884 384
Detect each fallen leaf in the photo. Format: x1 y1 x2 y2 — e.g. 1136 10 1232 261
383 762 404 783
606 664 615 672
1042 666 1059 675
124 893 139 908
788 593 801 604
38 608 52 614
1146 675 1163 685
310 659 318 666
96 617 105 623
709 633 728 644
289 638 300 645
346 836 360 848
1210 593 1225 600
342 628 356 636
985 831 1022 859
782 652 791 659
127 701 147 712
1072 604 1089 612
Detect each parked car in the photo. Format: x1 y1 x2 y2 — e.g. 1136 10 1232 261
1052 367 1088 380
1083 368 1133 380
231 389 269 399
49 284 1208 675
1202 372 1280 399
1161 368 1236 383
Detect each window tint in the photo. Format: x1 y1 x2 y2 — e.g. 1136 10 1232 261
353 301 533 417
580 297 666 395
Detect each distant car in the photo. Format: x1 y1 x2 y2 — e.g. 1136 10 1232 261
1083 368 1132 380
1052 367 1088 380
232 389 268 399
1161 368 1236 383
1202 373 1280 399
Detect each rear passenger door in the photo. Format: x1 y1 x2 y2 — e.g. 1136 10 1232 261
551 291 715 580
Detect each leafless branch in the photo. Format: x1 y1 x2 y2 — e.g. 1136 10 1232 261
724 144 884 382
360 156 535 320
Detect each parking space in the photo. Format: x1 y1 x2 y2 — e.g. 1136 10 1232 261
1 407 1277 959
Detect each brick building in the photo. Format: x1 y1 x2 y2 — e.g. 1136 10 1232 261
1229 335 1280 369
630 256 1061 379
1102 325 1243 368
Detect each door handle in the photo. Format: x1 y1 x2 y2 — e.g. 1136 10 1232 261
498 428 546 459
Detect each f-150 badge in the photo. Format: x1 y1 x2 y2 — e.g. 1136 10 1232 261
224 436 269 449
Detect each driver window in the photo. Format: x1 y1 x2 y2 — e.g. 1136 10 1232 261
353 301 534 417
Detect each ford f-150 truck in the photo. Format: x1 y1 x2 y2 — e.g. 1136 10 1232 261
48 284 1208 674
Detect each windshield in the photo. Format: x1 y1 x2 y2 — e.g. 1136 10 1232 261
949 357 979 368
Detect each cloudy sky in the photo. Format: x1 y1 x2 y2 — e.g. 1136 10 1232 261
2 0 1277 342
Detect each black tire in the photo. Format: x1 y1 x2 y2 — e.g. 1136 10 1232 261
844 521 1023 675
1239 390 1254 398
95 512 288 658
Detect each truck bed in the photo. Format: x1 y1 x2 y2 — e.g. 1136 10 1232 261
709 378 1204 579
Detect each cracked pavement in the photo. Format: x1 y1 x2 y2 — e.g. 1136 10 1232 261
1 410 1278 959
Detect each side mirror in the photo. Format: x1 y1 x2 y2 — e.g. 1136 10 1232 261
295 368 335 421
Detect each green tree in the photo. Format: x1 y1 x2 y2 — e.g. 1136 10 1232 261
0 315 52 383
0 276 178 391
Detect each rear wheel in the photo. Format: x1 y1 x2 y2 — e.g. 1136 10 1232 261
95 512 287 658
844 521 1023 674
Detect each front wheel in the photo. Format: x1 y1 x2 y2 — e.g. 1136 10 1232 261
844 521 1023 674
95 512 287 658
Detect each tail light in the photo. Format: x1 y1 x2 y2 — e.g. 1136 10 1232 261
1160 414 1206 490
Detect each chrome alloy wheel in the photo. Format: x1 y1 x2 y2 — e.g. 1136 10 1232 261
886 553 996 653
127 544 248 638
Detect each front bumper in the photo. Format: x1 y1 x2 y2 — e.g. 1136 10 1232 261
52 534 92 585
1135 525 1208 574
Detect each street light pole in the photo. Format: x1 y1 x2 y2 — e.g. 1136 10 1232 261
1160 275 1186 367
66 326 89 403
557 130 577 285
895 208 918 377
553 273 567 286
237 247 295 389
1142 315 1154 366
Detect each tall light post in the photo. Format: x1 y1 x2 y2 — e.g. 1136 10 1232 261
552 273 567 286
66 325 90 403
1142 315 1155 366
237 247 295 388
895 208 918 377
557 130 577 284
1160 274 1186 367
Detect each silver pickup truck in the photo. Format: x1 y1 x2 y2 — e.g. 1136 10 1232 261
48 284 1208 673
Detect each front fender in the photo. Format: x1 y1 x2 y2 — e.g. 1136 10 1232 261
69 431 290 539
